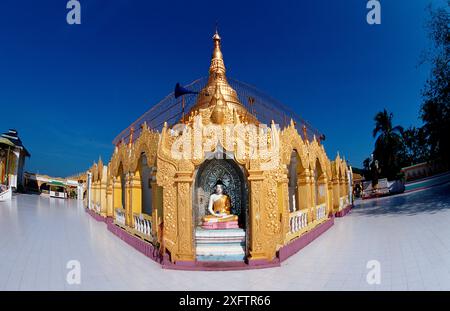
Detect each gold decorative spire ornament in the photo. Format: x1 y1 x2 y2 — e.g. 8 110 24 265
210 84 227 124
209 30 226 84
190 31 258 124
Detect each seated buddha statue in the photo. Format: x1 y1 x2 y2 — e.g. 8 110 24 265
202 181 238 223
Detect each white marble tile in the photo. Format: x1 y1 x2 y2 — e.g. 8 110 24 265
0 184 450 291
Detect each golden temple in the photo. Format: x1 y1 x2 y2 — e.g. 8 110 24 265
85 31 352 269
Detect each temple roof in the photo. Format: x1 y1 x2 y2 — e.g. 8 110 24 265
0 129 30 157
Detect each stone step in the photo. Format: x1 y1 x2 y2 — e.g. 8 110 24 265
196 244 245 256
195 228 246 238
195 227 246 262
196 254 246 262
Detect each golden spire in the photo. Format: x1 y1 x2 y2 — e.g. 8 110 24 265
208 30 227 84
192 30 241 111
187 30 258 125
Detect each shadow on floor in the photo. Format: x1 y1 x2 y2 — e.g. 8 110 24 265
351 183 450 217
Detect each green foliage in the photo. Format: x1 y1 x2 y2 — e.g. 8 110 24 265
420 1 450 165
372 109 405 180
362 2 450 180
402 126 430 165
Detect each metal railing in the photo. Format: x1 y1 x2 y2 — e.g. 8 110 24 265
112 77 323 145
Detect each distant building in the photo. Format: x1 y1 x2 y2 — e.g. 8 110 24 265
0 129 30 191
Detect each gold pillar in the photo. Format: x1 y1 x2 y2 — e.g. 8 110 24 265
106 182 113 217
128 172 142 227
124 173 132 226
247 170 266 261
92 182 97 208
317 175 327 205
332 178 340 212
297 169 310 210
309 171 316 222
279 169 290 241
113 176 123 212
97 181 101 208
341 178 348 197
327 181 333 216
174 171 195 262
340 177 345 201
100 178 106 216
150 170 162 237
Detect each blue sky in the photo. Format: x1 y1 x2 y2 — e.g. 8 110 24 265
0 0 443 177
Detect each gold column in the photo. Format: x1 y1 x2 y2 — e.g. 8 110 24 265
106 182 113 217
327 180 333 216
150 169 162 237
89 182 94 208
332 178 340 213
113 176 122 210
279 169 290 242
174 171 195 262
310 174 315 222
340 177 345 202
124 173 132 226
317 175 327 205
297 168 310 212
100 178 106 216
92 182 98 209
306 169 315 222
128 172 142 227
247 170 266 261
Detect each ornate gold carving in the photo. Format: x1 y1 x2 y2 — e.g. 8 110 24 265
84 31 353 265
129 125 160 173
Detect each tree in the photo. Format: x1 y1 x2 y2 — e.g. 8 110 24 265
420 1 450 166
372 109 404 180
402 126 430 165
362 157 372 180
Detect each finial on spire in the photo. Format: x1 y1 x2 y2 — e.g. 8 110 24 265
214 20 221 39
210 28 224 77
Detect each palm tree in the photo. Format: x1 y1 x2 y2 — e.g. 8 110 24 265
372 109 404 180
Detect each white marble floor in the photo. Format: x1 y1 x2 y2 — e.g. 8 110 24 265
1 183 450 291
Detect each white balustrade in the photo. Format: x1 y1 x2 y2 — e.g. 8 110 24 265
289 210 308 234
339 196 348 209
133 213 152 237
115 208 126 226
316 204 326 220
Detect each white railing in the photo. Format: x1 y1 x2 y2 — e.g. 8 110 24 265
289 210 308 234
316 203 326 220
133 213 152 237
339 196 348 209
115 208 126 226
